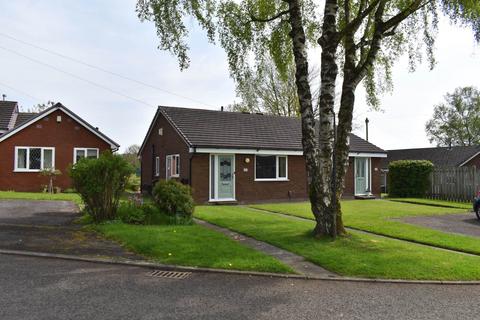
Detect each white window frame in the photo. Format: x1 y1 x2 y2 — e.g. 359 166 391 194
254 155 289 181
14 146 55 172
155 156 160 177
166 154 180 179
73 148 100 164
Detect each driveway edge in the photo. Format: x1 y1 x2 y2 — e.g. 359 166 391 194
2 249 480 285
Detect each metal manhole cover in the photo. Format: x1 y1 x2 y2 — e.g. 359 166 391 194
148 270 192 279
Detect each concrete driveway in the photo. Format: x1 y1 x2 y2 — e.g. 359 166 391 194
401 213 480 238
0 200 141 260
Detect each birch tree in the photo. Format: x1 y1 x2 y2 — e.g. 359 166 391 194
137 0 480 238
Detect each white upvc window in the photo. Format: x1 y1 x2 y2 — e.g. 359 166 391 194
155 156 160 176
166 154 180 179
255 155 288 181
74 148 99 164
14 147 55 172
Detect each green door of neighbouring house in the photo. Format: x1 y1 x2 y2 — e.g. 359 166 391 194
355 157 369 195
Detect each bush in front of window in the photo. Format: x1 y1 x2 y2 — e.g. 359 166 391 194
152 180 194 221
388 160 434 198
69 151 134 222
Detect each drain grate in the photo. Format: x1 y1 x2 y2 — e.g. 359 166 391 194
148 270 192 279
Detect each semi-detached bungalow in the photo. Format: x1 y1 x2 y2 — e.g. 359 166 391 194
0 101 119 192
139 106 387 204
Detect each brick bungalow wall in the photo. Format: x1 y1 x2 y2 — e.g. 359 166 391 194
0 109 111 192
141 112 383 203
140 112 191 193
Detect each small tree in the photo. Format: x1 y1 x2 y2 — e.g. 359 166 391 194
70 152 134 222
39 168 62 194
425 86 480 147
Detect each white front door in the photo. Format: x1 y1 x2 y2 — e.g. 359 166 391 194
210 154 235 201
355 157 370 195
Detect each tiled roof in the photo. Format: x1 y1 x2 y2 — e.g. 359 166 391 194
0 101 17 131
382 146 480 168
14 112 37 127
159 106 386 154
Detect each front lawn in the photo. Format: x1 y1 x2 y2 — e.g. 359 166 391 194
251 200 480 254
96 222 293 273
195 205 480 280
0 191 82 205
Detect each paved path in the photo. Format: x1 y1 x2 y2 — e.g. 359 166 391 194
195 218 336 277
1 254 480 320
401 213 480 238
0 200 141 260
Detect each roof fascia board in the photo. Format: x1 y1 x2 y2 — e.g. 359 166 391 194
0 104 119 150
458 151 480 167
191 148 387 158
138 108 161 155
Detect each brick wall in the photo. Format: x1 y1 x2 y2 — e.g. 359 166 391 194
140 111 191 193
0 109 112 191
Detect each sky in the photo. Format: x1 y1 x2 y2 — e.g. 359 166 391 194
0 1 478 152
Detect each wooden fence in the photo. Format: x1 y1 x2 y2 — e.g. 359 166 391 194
426 166 480 202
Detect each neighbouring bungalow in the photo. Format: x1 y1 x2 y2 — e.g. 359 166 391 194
0 101 119 192
380 146 480 192
139 106 387 204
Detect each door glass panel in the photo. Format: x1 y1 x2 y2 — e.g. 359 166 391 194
217 155 234 199
355 158 367 195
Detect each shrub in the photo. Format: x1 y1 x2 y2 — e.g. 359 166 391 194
388 160 434 197
152 180 194 219
117 201 146 224
69 151 134 222
126 174 141 192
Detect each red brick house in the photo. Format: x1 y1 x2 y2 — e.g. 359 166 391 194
0 101 119 192
139 106 387 204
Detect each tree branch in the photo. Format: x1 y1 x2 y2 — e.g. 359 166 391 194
249 9 291 23
338 0 382 40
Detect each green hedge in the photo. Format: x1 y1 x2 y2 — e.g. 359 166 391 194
388 160 434 198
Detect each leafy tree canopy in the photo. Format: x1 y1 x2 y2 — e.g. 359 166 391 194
425 86 480 147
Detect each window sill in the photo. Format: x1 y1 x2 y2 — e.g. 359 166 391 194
254 178 289 182
14 169 42 173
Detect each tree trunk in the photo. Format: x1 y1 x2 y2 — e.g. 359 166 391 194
287 0 331 237
314 0 341 237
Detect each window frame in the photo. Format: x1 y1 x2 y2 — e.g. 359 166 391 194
155 156 160 177
14 146 56 172
73 147 100 164
166 154 180 179
254 155 288 181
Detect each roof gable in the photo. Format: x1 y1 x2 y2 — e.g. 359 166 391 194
140 106 386 155
0 103 119 149
0 101 18 131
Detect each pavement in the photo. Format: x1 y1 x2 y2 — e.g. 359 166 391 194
401 213 480 238
1 254 480 320
0 200 141 260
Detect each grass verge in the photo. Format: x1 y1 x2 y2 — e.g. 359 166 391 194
386 198 472 209
0 191 82 205
195 205 480 280
95 222 293 274
250 200 480 255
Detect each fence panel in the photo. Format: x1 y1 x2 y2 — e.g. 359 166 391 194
426 166 479 202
